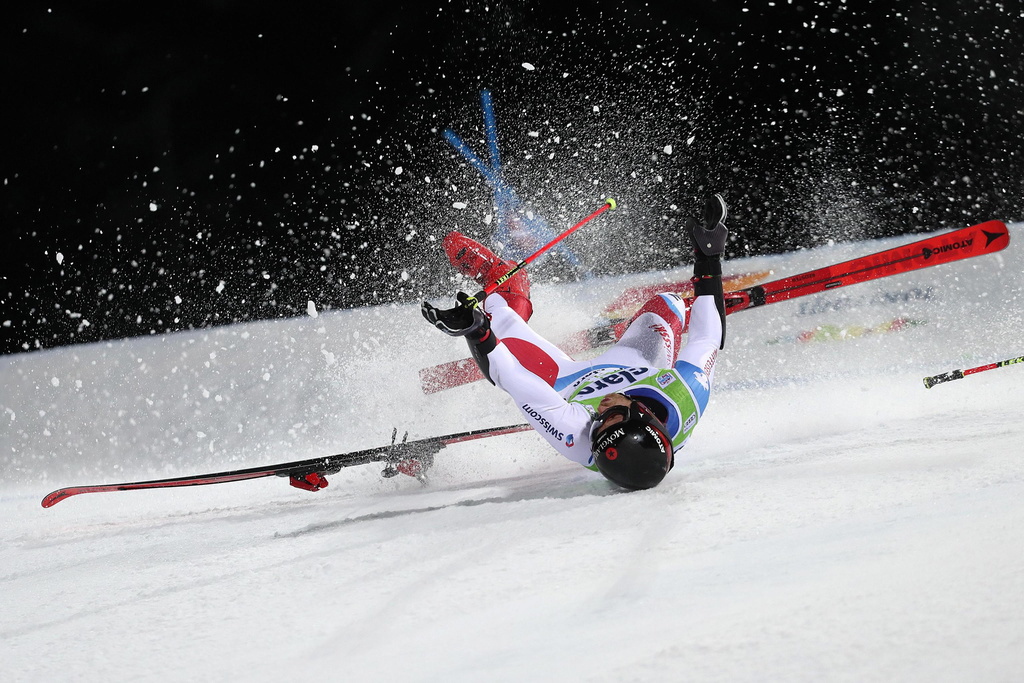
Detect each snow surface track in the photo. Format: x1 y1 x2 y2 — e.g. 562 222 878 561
3 224 1023 682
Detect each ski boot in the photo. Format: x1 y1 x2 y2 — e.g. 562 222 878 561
443 231 533 321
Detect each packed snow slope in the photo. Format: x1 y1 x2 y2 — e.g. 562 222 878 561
3 222 1023 682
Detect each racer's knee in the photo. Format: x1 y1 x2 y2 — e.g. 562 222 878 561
626 293 689 359
629 293 688 334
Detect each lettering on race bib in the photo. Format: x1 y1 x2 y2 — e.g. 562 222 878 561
683 412 697 433
521 404 564 442
656 372 675 388
576 367 649 396
568 368 603 392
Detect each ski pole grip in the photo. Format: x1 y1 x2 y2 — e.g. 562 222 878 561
461 290 486 310
922 370 964 389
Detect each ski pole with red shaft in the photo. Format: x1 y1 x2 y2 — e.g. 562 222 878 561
923 355 1024 388
464 198 617 307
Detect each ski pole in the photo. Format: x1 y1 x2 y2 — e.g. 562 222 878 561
480 198 617 299
923 355 1024 388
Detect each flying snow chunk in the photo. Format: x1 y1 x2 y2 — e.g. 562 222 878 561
395 166 403 175
306 300 319 318
522 62 536 71
149 202 158 211
687 136 696 146
836 88 845 97
664 145 673 155
452 201 468 209
56 252 64 265
51 377 60 387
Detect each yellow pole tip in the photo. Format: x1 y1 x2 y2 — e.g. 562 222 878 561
605 197 618 210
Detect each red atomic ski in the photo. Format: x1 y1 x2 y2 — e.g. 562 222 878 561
720 220 1008 313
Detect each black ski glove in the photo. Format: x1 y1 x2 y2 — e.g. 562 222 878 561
687 193 729 258
421 291 499 385
421 291 489 337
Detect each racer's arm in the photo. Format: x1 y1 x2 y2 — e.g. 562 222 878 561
487 343 595 466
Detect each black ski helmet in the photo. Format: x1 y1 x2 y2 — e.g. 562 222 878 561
590 399 673 490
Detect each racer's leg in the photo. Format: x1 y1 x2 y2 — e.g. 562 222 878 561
483 293 587 387
484 293 658 390
675 295 723 384
613 292 689 367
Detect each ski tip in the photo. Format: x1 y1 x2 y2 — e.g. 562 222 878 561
972 220 1010 250
41 488 74 508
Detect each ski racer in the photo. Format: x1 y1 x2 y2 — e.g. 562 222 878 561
421 195 729 490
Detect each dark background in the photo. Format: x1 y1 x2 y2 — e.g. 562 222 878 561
4 0 1022 355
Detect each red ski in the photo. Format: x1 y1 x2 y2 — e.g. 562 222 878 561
41 424 531 508
719 219 1008 312
420 220 1010 393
